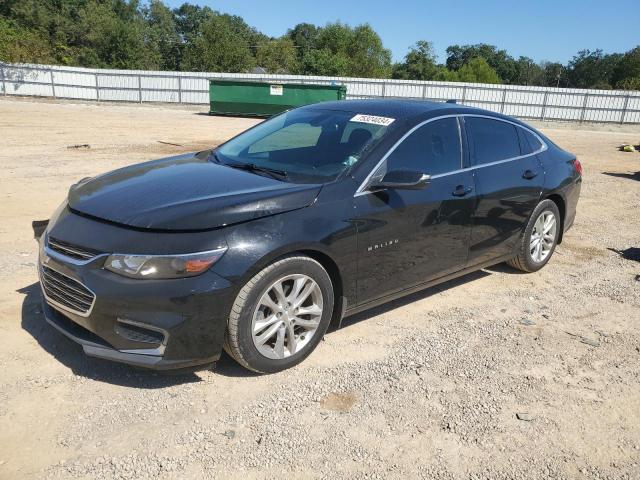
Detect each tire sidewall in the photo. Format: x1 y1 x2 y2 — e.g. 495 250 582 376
522 200 561 272
233 257 334 373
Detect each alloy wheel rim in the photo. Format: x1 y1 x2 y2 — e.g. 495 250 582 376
251 274 323 360
530 211 557 263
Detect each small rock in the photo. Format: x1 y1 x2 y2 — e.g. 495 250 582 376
516 413 535 421
223 430 235 439
580 337 600 347
519 318 536 326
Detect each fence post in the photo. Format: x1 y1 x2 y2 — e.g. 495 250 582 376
500 88 507 113
381 82 386 98
50 68 56 98
138 74 142 103
579 93 589 123
95 73 100 102
177 76 182 104
0 64 6 96
461 86 467 105
422 84 427 99
541 91 549 120
620 94 630 124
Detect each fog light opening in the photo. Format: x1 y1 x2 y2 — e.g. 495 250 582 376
115 318 168 346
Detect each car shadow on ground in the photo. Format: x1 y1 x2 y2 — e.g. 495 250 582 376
602 171 640 181
18 282 258 387
608 247 640 262
20 265 511 386
335 269 493 331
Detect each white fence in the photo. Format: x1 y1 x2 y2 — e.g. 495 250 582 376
2 62 640 124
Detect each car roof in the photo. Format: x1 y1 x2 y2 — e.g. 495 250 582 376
304 99 523 126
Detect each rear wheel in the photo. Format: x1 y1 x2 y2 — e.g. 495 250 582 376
224 255 334 373
507 199 561 272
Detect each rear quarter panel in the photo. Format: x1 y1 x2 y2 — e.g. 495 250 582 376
537 145 582 235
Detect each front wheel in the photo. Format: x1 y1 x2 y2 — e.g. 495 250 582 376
507 199 561 272
224 255 334 373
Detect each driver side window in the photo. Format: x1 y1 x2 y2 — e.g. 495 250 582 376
384 117 462 176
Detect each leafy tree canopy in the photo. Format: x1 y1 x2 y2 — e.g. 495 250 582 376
0 1 638 90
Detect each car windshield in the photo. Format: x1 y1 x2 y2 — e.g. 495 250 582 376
215 108 393 183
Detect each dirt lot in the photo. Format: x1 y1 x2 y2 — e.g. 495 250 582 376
0 98 639 480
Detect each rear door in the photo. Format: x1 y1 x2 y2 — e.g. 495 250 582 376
463 116 544 265
354 117 475 305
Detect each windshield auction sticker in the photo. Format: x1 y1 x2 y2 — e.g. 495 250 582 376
350 114 395 126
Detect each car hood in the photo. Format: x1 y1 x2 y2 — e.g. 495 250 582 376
68 152 321 231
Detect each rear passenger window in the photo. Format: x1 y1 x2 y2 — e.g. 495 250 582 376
385 118 461 175
465 117 521 165
522 128 543 152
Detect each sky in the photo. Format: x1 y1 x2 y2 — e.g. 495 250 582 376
162 0 638 64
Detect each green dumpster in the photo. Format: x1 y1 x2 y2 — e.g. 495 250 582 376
209 79 347 117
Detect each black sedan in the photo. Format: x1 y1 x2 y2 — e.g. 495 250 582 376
37 100 582 373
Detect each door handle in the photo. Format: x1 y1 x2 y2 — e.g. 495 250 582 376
522 169 538 180
452 185 473 197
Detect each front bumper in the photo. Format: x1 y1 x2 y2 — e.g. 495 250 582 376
37 235 237 370
42 303 217 370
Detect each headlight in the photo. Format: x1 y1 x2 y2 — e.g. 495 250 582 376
104 248 227 279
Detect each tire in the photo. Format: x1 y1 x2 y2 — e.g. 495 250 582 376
507 199 561 273
224 255 334 373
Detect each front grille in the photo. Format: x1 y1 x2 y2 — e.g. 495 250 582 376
47 236 101 261
41 266 95 315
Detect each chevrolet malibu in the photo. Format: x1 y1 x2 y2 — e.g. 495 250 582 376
37 100 582 373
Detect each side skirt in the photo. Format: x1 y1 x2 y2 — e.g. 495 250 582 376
343 253 515 319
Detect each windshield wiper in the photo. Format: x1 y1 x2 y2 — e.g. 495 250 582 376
224 162 288 180
210 151 223 164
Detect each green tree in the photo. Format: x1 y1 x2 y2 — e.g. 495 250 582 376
256 37 299 73
144 0 181 70
513 56 544 86
617 77 640 90
218 13 268 57
432 66 460 82
0 17 53 63
392 40 438 80
446 43 515 83
301 22 391 78
74 0 159 69
611 46 640 89
7 0 88 64
456 57 501 84
181 14 255 72
173 3 214 44
287 23 319 63
348 24 391 78
566 49 622 88
301 48 348 76
541 61 567 87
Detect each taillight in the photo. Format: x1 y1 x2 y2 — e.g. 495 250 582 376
572 158 582 176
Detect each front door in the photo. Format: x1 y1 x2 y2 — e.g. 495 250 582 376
354 117 475 305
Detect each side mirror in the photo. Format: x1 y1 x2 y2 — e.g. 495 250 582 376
368 170 431 191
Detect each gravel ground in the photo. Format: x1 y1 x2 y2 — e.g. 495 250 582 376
0 98 639 480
